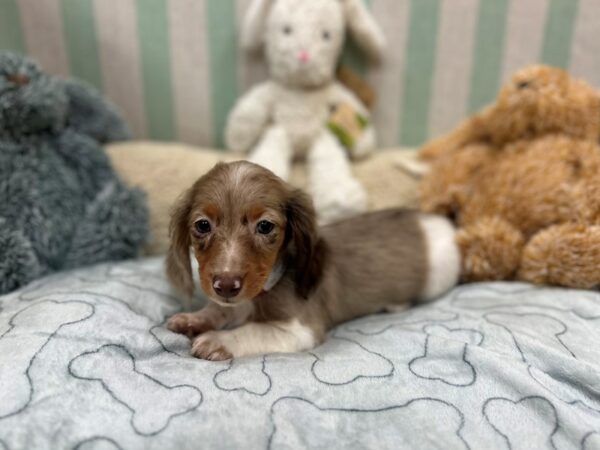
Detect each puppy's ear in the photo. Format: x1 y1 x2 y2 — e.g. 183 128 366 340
166 188 195 299
286 189 328 299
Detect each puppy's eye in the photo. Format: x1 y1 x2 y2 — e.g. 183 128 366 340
194 220 211 235
256 220 275 235
283 25 293 35
322 30 331 41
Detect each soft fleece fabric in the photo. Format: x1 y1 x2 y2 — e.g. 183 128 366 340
1 258 599 449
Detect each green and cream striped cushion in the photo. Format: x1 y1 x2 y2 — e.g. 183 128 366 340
1 0 598 149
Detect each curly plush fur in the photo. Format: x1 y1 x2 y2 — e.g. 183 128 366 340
0 52 148 294
419 65 600 289
225 0 386 225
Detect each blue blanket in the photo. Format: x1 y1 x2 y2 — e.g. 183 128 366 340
1 258 599 449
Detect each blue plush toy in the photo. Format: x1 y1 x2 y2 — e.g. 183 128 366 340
0 52 149 294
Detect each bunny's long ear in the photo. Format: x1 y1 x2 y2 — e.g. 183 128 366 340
241 0 275 52
342 0 386 63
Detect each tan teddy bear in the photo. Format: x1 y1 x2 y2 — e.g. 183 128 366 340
419 65 600 289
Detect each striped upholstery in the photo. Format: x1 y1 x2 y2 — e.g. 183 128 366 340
1 0 599 149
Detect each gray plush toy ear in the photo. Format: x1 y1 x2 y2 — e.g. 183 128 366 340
61 79 130 143
342 0 386 63
241 0 275 52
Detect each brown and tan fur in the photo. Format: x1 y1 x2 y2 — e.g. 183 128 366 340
166 161 458 360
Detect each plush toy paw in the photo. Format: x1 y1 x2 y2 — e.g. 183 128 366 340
519 224 600 289
0 225 43 294
350 126 376 160
63 181 149 268
456 217 524 282
313 177 368 225
62 79 130 143
248 125 293 181
418 136 450 161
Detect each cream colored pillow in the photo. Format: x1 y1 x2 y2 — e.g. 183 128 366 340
107 141 420 256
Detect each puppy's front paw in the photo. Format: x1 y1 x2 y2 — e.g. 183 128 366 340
191 332 233 361
167 313 215 338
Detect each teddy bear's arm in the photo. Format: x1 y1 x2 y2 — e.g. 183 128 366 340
419 143 494 216
224 82 274 153
456 217 525 282
419 106 493 161
61 79 130 143
329 83 376 159
0 218 45 295
54 129 119 200
519 223 600 289
63 180 148 269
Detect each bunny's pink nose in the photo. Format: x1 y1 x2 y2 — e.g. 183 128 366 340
298 50 310 63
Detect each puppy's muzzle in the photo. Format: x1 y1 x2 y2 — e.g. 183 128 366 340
213 274 243 299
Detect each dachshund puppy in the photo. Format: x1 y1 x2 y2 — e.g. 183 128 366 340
166 161 460 360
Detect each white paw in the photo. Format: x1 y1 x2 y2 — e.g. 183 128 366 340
191 331 233 361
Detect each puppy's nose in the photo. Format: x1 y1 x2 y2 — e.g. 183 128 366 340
7 73 30 86
212 274 243 299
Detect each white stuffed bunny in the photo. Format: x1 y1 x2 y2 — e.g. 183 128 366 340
225 0 386 224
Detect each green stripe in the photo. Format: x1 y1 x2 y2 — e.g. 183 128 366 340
0 0 24 52
399 0 441 147
60 0 102 89
541 0 579 68
340 0 373 76
207 0 239 149
467 0 510 113
136 0 175 140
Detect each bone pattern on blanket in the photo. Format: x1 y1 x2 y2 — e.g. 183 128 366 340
69 345 202 436
528 366 600 413
0 300 94 419
214 356 272 396
73 437 123 450
269 397 469 449
409 325 484 386
342 308 459 335
583 433 600 450
1 258 600 449
309 336 394 385
483 397 559 450
485 312 576 361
